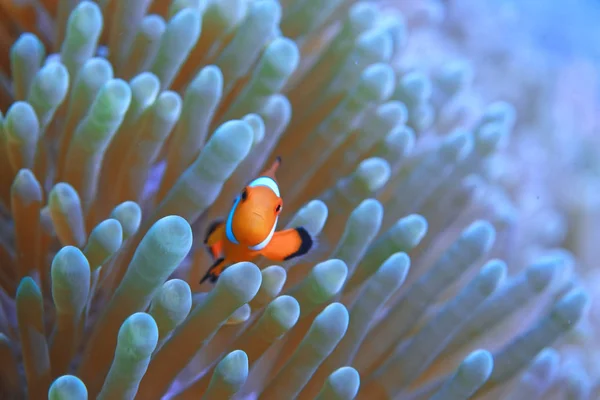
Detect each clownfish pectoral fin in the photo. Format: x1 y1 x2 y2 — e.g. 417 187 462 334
204 218 225 245
204 218 225 260
200 257 227 284
260 227 314 262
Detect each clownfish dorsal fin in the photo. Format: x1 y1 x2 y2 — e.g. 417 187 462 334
247 156 282 197
259 156 282 181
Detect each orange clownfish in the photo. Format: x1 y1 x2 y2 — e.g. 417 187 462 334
200 156 314 284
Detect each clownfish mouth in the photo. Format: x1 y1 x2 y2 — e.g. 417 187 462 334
248 212 266 230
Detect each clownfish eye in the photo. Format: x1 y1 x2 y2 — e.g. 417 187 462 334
275 204 282 213
241 189 248 201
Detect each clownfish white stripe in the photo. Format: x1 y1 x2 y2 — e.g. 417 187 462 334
249 176 280 197
249 216 278 251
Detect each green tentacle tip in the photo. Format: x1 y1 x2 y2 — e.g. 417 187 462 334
378 252 411 282
553 288 589 325
242 113 265 146
348 2 380 32
356 28 393 62
16 276 41 298
261 93 291 120
226 304 252 325
48 375 88 400
29 62 70 109
435 60 474 95
461 349 494 381
311 302 350 347
527 348 559 382
380 13 407 52
60 1 103 78
478 260 507 294
152 279 193 322
217 262 263 304
440 130 473 162
188 64 223 96
211 120 255 160
169 0 207 17
356 158 391 192
152 7 202 88
92 79 133 122
475 122 505 154
263 37 300 79
78 58 114 87
251 0 282 30
11 32 44 58
88 219 123 256
259 265 287 299
481 101 516 129
526 258 560 292
385 125 415 152
266 295 301 332
349 198 384 231
84 219 123 271
214 350 249 388
110 201 142 239
129 72 161 107
456 350 494 393
11 169 42 203
394 214 428 248
310 259 349 303
51 246 91 313
357 63 396 103
316 366 361 400
168 7 202 37
155 91 182 123
205 0 245 27
139 14 166 41
4 101 40 145
65 1 103 43
429 350 493 400
144 215 193 260
458 350 494 376
10 33 45 98
118 312 159 359
462 220 496 253
399 70 433 102
377 101 408 126
49 182 81 212
290 199 329 235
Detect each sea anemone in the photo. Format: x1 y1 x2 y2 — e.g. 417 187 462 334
0 0 596 399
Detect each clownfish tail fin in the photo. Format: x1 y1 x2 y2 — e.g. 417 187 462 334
284 227 313 260
200 257 227 284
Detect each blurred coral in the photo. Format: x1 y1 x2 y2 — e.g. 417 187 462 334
0 0 597 399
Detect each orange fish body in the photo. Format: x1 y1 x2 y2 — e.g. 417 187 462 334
200 157 314 284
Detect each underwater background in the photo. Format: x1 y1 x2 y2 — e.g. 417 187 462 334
0 0 599 399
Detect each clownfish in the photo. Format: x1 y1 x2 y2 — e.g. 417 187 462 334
200 156 314 284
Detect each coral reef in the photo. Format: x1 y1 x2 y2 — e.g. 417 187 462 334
0 0 597 399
